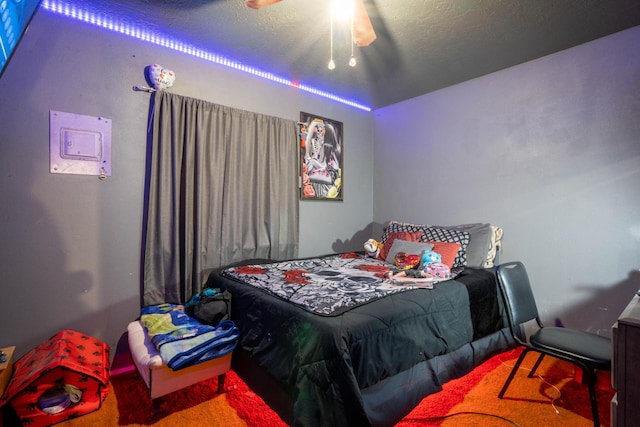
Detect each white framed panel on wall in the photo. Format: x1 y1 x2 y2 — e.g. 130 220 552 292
49 110 112 178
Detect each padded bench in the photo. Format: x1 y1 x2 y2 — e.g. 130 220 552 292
127 320 231 400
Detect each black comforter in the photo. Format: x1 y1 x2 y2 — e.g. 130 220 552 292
206 256 509 426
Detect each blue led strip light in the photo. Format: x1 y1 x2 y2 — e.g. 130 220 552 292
41 0 371 112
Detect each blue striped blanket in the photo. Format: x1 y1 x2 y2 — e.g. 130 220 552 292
140 303 239 370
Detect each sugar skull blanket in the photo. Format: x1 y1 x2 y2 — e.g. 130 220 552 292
221 252 460 316
140 303 239 370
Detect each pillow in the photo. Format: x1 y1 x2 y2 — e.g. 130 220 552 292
380 221 432 248
435 223 492 268
484 226 504 268
385 240 434 265
424 241 461 269
379 230 422 261
420 227 470 268
380 220 501 268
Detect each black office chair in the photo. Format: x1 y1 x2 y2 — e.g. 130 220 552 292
495 262 611 427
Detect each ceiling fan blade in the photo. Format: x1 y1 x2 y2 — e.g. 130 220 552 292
353 0 376 47
245 0 282 10
245 0 376 46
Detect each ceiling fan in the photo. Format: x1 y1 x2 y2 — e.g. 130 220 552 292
245 0 377 47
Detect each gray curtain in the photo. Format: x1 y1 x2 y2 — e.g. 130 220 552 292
143 91 299 306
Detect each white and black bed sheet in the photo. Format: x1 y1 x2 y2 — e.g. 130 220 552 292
221 252 461 316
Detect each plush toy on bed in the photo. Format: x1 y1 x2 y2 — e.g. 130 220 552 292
424 262 451 279
419 249 442 269
394 252 421 270
364 239 382 258
419 249 451 279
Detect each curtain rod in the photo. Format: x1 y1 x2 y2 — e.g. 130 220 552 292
133 85 157 93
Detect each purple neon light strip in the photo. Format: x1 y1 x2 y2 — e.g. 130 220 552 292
40 0 371 111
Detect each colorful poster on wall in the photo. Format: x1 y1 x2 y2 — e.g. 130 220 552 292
299 112 343 201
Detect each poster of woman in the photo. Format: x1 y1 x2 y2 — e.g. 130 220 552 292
299 112 343 201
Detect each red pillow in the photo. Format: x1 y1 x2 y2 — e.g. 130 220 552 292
379 231 422 261
424 241 461 269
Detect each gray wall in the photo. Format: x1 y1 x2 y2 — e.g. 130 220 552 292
373 26 640 336
0 10 373 358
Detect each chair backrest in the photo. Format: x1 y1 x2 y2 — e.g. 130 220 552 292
496 262 541 342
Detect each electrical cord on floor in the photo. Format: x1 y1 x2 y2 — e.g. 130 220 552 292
499 355 562 415
402 354 565 426
401 411 523 426
401 355 564 426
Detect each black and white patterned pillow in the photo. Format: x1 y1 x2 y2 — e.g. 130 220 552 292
420 227 470 268
380 221 433 247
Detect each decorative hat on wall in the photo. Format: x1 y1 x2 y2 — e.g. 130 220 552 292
146 64 176 90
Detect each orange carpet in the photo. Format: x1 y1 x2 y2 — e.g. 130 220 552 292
29 348 612 426
400 348 614 426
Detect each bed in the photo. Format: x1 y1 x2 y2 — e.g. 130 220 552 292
204 221 513 426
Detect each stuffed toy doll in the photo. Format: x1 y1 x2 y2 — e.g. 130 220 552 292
394 252 421 270
364 239 382 258
420 249 450 279
419 249 441 269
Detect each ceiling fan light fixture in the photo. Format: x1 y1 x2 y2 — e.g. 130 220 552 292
247 0 373 70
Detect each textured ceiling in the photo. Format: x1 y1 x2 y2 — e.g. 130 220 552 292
75 0 640 109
